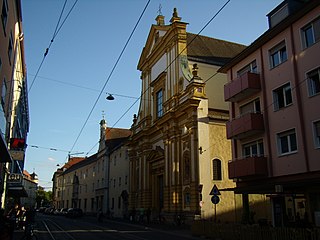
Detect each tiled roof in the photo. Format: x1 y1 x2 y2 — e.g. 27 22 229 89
62 153 98 174
60 157 86 170
105 127 131 140
187 33 246 66
23 170 31 179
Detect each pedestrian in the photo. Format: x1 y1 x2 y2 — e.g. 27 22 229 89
146 208 151 224
18 206 26 229
0 208 11 240
131 208 136 222
6 204 20 240
97 208 103 222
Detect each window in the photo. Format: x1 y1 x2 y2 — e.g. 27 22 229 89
1 0 8 32
156 89 163 118
243 140 264 158
119 177 121 186
313 120 320 148
240 98 261 115
113 179 116 188
118 197 121 209
111 198 114 209
125 175 128 185
273 83 292 111
184 189 191 208
270 41 287 68
307 68 320 97
0 57 2 72
1 79 6 108
8 31 13 64
212 159 222 180
301 17 320 49
237 60 258 76
277 129 297 155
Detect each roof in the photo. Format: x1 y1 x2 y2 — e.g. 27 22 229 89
23 170 31 180
59 157 86 171
62 153 98 175
105 127 131 140
187 33 246 66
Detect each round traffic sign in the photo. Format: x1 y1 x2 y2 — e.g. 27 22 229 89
211 195 220 204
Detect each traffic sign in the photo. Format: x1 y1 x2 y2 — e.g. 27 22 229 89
209 184 221 195
211 195 220 204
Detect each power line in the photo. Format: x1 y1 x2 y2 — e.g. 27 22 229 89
28 0 78 93
83 0 231 155
28 144 84 154
69 0 150 153
26 72 143 99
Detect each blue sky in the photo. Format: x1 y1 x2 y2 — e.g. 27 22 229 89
21 0 282 190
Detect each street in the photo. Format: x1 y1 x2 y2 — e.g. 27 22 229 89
14 213 202 240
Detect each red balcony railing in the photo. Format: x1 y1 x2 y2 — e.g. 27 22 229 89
228 156 268 179
226 112 264 139
224 72 261 102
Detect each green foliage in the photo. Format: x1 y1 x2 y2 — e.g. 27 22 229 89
35 186 53 207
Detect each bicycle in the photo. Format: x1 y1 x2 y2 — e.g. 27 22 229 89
21 223 38 240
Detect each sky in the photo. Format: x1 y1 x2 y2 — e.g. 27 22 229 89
21 0 282 190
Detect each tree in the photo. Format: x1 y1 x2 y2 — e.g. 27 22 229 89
35 186 53 208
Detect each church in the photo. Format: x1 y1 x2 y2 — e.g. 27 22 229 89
128 8 249 223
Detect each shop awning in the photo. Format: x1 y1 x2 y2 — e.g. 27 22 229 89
7 185 28 198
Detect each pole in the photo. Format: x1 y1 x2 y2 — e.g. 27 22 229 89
214 203 217 223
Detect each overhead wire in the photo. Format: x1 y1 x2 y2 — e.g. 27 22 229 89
84 0 231 155
26 71 145 99
28 0 78 93
28 144 81 153
69 0 151 153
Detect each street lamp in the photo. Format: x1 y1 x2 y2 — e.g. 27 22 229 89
106 94 115 101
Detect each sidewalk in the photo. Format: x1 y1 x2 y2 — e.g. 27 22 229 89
13 229 24 240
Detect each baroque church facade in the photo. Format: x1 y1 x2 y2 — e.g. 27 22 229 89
128 9 249 222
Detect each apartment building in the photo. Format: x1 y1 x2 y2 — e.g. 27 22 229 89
20 170 38 208
0 0 29 208
52 119 131 216
221 0 320 227
128 9 251 223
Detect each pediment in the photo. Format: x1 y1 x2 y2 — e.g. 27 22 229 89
138 24 170 70
147 145 164 161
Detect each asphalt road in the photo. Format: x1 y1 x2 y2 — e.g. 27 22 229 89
14 213 202 240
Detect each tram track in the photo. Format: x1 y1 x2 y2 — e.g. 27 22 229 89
37 219 76 240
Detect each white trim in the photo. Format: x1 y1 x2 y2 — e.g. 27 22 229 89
276 128 298 156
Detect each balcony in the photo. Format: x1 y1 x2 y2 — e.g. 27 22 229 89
228 156 268 179
224 72 261 102
226 112 264 139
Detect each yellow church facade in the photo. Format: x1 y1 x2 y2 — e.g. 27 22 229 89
128 9 255 223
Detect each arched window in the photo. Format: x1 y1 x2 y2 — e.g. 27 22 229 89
212 159 222 180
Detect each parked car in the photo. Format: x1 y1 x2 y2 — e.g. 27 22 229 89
60 208 68 216
44 207 54 215
66 208 83 218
